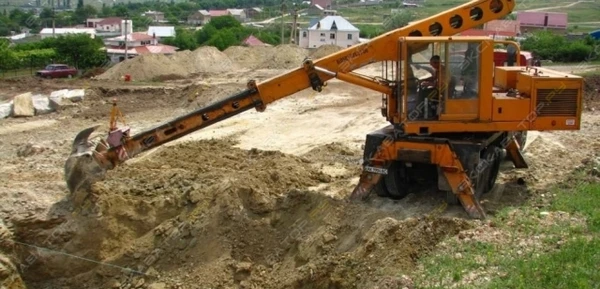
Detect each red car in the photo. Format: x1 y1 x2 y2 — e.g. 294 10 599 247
36 64 78 79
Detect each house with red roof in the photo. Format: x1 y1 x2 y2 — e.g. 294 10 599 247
517 11 568 34
458 19 522 40
483 20 520 35
458 28 518 40
311 0 332 9
104 32 178 63
86 17 127 33
242 35 271 47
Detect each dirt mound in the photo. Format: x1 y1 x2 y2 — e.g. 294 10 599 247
190 46 240 73
310 44 343 59
0 219 26 288
97 46 239 81
183 82 248 108
13 139 472 289
224 45 275 69
256 44 309 70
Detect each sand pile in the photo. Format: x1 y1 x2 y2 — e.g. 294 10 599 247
310 44 343 59
97 54 185 81
99 44 343 81
256 44 310 69
190 46 240 73
224 45 275 69
98 46 239 81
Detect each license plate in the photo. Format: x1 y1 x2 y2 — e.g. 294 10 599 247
365 166 388 175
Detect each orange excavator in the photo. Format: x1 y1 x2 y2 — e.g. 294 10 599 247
65 0 583 219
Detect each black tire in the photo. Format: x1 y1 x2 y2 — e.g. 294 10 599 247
446 190 459 205
374 177 390 198
374 162 409 200
475 146 502 200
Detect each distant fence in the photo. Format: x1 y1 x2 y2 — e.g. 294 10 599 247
0 67 45 79
0 53 72 79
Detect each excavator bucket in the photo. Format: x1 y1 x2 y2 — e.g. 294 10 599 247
64 125 109 194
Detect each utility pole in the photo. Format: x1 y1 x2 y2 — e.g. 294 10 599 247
280 2 286 45
51 0 55 37
289 3 297 44
124 15 128 61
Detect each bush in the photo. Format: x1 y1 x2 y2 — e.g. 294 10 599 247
356 24 384 38
521 31 599 62
14 48 57 68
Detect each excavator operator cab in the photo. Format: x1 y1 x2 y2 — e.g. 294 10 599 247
398 36 494 125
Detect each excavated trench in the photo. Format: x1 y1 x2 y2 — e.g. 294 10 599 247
3 139 473 289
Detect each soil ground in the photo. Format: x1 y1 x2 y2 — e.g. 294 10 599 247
0 44 599 289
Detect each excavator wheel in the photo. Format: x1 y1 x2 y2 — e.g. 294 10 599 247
477 146 502 198
374 162 409 200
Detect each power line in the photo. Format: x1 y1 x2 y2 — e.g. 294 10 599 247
13 240 147 275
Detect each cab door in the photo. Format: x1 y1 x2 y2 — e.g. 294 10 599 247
438 41 481 121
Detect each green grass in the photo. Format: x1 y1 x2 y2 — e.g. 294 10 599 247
576 69 600 77
291 0 600 26
543 2 600 24
487 237 600 288
411 167 600 289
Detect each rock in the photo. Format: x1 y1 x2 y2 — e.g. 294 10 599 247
322 232 337 243
236 262 253 273
103 278 120 288
0 101 12 119
31 94 55 115
48 89 85 108
234 262 252 282
188 190 202 204
147 283 166 289
65 89 85 102
133 277 145 288
145 266 159 277
50 89 69 99
16 143 45 157
12 92 34 117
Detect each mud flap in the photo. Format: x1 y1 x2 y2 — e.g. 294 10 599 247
349 171 384 201
505 138 528 169
441 170 486 219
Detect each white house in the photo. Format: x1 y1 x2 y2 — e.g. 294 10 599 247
298 16 360 49
147 26 176 38
39 28 96 39
95 18 125 32
228 9 247 22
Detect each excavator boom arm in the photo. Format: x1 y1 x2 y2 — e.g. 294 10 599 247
65 0 516 191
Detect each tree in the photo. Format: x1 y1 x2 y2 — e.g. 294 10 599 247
50 34 106 69
207 30 237 51
77 0 83 9
100 3 113 17
209 15 241 30
74 4 97 24
164 28 198 51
